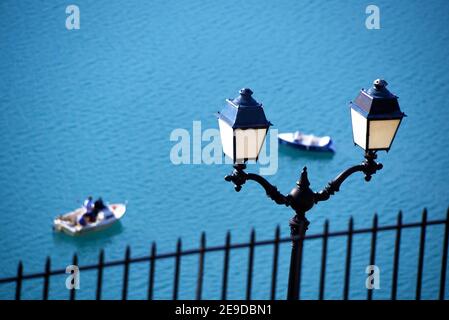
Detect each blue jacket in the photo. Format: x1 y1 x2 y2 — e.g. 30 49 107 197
83 199 94 213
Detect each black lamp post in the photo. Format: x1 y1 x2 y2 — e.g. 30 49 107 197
217 80 406 300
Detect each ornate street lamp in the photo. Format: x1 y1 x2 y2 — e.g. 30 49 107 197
217 88 271 164
217 80 405 300
350 79 405 152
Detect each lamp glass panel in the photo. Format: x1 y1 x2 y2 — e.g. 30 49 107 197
368 119 400 150
235 128 267 162
218 119 235 160
351 108 367 150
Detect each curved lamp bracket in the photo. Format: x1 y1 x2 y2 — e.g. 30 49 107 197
224 151 383 215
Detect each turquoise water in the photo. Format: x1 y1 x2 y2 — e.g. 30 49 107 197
0 0 448 299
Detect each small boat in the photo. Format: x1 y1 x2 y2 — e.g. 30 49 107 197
53 203 126 236
278 131 335 152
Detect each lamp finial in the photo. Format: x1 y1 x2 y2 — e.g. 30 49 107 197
239 88 253 96
373 79 388 90
297 166 310 188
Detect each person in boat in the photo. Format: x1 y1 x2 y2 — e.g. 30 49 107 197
78 197 104 226
83 196 94 214
78 197 93 226
91 198 106 221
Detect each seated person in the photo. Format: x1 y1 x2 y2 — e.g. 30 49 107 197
83 196 94 214
78 197 104 226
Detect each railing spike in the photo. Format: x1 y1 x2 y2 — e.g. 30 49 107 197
148 242 156 300
201 232 206 246
250 228 256 240
173 238 182 300
15 261 23 300
122 246 131 300
274 222 280 237
96 249 104 300
43 256 51 300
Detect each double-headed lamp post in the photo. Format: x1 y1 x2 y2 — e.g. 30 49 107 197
216 80 406 300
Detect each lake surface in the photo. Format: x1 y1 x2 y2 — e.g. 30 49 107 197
0 0 448 299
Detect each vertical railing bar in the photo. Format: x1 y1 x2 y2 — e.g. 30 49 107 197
319 220 329 300
343 217 354 300
173 238 182 300
69 253 78 300
122 246 130 300
196 232 206 300
416 208 427 300
15 261 23 300
221 231 231 300
391 211 402 300
43 256 51 300
96 249 104 300
148 242 156 300
367 214 378 301
270 225 280 300
246 229 256 300
439 207 449 300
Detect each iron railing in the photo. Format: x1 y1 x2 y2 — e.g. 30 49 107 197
0 208 448 300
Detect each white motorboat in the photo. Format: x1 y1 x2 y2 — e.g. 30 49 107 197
53 203 126 236
278 131 335 153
